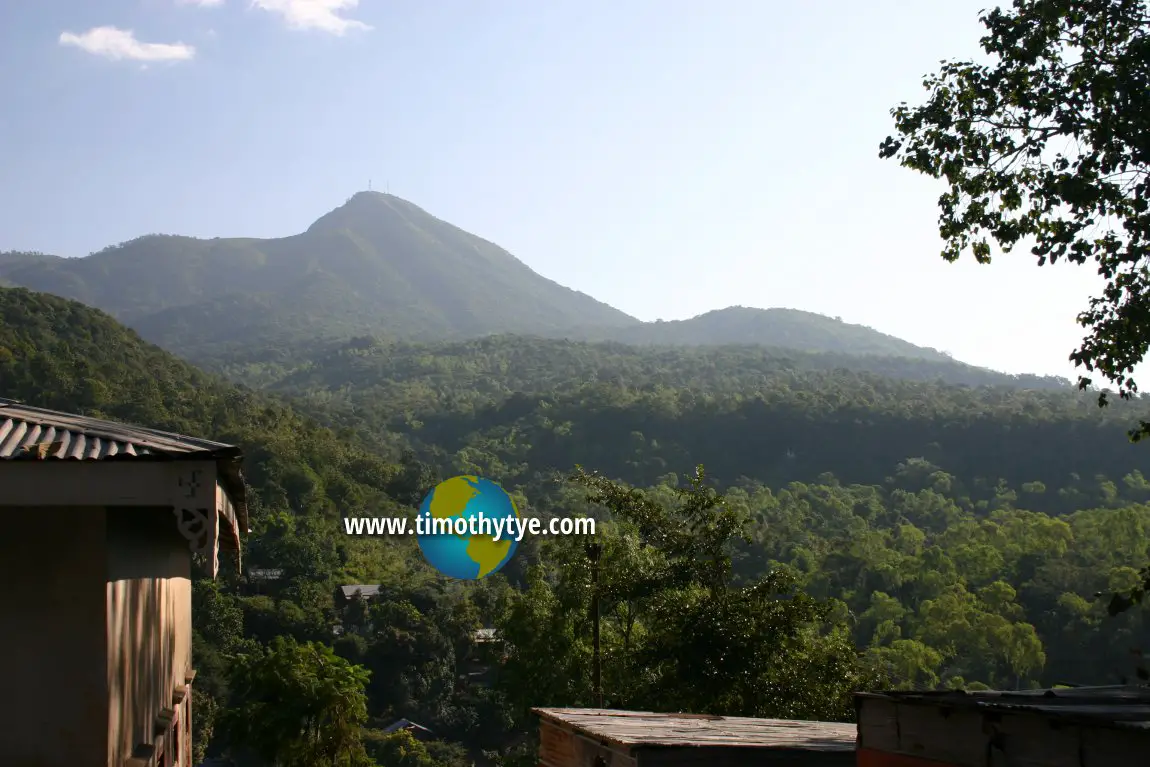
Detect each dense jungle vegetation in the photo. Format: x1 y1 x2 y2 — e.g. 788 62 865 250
3 285 1149 766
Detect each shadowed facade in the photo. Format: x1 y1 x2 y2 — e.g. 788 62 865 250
0 399 246 767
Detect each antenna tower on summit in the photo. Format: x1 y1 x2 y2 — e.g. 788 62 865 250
368 179 373 191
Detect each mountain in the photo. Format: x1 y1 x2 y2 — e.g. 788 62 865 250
1 192 980 367
0 192 639 358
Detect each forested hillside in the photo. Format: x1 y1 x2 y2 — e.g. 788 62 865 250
235 318 1150 695
208 334 1069 392
230 322 1150 701
238 334 1143 498
3 285 1149 766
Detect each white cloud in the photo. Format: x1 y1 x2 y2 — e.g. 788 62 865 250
59 26 196 62
177 0 225 6
252 0 371 34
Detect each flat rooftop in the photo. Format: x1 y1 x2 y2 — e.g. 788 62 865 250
857 684 1150 730
532 708 857 752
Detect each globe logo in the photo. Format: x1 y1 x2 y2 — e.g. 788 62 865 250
416 475 521 579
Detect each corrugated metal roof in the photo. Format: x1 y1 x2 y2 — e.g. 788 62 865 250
0 398 239 460
339 584 382 599
0 397 249 538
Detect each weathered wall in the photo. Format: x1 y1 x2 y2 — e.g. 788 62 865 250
538 720 636 767
106 505 193 767
857 696 1150 767
0 505 109 766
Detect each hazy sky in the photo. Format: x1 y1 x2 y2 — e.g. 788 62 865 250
0 1 1114 379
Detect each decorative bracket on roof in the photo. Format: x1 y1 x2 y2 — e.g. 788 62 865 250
173 506 219 577
172 467 220 577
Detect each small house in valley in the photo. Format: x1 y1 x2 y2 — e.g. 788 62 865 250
0 399 247 767
383 718 435 741
461 627 503 687
533 708 856 767
334 584 383 636
335 583 383 607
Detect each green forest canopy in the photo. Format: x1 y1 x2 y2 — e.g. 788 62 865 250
2 284 1149 765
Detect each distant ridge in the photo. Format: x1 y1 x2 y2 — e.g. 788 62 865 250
560 306 955 361
2 192 983 367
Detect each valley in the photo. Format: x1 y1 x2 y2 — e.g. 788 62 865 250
1 194 1147 766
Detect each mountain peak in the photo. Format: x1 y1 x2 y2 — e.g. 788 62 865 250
0 191 639 357
349 189 392 201
344 190 404 207
306 190 423 234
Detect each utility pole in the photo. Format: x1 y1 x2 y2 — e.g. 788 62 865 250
587 541 603 707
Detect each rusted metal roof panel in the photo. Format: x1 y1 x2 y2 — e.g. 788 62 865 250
855 684 1150 730
0 398 239 460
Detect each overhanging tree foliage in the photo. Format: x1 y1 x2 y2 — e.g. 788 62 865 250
7 282 1150 749
223 637 373 766
496 467 884 722
880 0 1150 430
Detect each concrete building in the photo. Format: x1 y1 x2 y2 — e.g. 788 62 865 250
0 399 247 767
